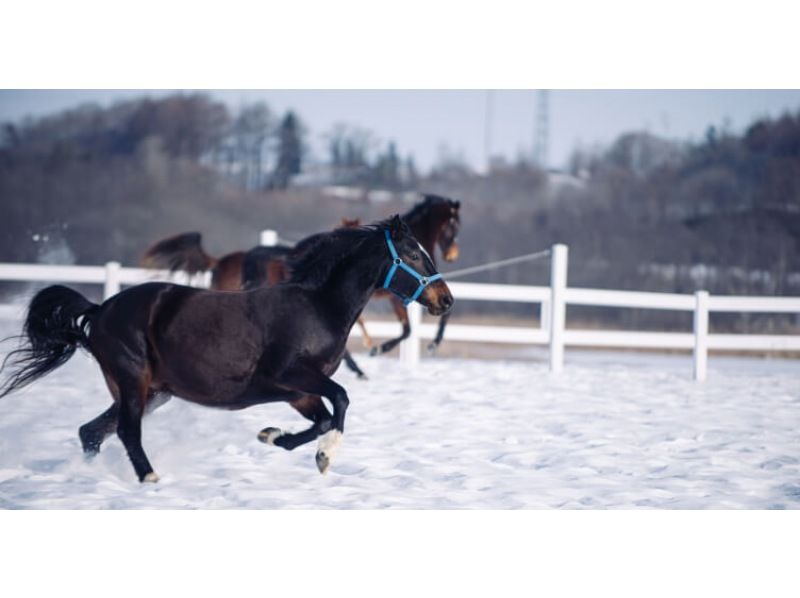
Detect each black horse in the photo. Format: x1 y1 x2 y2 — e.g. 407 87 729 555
242 195 462 356
240 220 372 380
0 216 453 482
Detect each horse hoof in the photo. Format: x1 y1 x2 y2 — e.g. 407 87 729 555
142 472 160 483
315 430 342 474
369 347 380 357
258 427 283 444
357 373 369 381
81 445 100 459
427 342 439 355
316 451 331 474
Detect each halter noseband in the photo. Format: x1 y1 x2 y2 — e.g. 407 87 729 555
382 229 443 307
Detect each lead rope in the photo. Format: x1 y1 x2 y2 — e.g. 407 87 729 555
440 248 551 280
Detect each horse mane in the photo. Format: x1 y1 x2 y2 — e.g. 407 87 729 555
286 222 388 289
140 231 215 273
241 245 293 290
402 194 458 227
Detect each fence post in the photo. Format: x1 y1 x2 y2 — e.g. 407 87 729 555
540 300 550 332
549 244 568 373
260 229 278 247
693 290 709 382
104 261 121 300
400 302 422 366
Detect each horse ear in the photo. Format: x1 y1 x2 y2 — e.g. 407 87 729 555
389 214 406 240
453 200 461 209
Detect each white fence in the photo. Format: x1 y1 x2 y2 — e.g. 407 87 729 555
1 241 799 381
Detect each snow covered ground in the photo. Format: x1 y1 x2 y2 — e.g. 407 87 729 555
0 319 798 508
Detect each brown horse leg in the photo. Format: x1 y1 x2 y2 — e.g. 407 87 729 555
427 311 452 354
370 296 410 356
258 394 333 451
356 317 373 348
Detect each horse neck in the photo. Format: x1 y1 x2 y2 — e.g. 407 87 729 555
319 238 387 329
408 213 445 265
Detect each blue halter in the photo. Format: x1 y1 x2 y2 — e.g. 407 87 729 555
382 229 443 306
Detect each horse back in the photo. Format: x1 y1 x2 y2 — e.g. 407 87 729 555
211 251 245 290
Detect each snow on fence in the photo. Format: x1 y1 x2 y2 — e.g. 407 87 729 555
1 235 799 381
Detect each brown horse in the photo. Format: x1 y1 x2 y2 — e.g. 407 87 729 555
141 220 372 295
1 217 453 481
140 232 248 291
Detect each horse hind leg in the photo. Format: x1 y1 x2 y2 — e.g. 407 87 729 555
78 373 169 458
79 367 121 456
79 404 119 456
343 350 368 380
112 370 159 483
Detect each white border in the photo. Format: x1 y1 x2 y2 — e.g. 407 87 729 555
2 2 798 595
2 511 798 597
2 1 799 88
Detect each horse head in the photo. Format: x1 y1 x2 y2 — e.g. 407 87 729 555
383 215 454 316
436 198 461 262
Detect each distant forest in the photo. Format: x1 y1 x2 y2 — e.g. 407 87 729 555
1 93 799 330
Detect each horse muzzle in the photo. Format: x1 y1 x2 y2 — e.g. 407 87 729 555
444 244 460 262
422 280 454 316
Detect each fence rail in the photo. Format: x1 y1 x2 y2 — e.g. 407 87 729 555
1 239 798 381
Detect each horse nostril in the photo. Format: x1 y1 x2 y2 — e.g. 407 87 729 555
442 294 454 309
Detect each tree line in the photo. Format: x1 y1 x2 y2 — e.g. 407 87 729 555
1 93 798 332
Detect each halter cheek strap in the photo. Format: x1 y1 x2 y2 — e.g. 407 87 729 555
382 229 443 307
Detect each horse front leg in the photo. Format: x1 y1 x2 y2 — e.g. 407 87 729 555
258 395 332 450
356 316 373 348
427 311 452 354
370 296 410 356
273 365 350 474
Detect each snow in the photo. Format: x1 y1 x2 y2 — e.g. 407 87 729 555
0 320 798 508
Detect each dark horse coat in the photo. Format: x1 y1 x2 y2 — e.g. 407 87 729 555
0 217 453 482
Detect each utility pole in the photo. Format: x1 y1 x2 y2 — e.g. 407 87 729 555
533 90 549 169
484 90 493 173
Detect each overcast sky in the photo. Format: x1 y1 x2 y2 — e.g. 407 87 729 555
2 90 799 171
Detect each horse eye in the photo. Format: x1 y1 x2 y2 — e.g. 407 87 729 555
411 253 420 261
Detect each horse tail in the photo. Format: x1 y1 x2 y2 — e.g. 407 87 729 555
140 231 217 274
0 285 99 398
